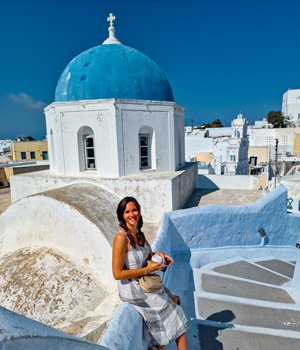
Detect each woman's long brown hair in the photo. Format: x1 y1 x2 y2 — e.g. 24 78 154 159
117 197 146 248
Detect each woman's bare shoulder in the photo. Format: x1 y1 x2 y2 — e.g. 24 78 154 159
114 230 128 244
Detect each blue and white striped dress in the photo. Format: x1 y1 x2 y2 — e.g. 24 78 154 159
118 238 188 346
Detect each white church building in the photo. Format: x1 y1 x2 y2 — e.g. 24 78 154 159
224 112 249 175
11 14 197 222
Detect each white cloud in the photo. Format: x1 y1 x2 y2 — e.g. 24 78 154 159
9 93 46 111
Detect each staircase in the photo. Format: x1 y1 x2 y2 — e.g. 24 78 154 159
193 257 300 350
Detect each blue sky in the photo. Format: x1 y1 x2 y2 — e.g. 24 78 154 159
0 0 299 139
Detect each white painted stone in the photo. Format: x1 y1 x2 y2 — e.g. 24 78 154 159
0 247 108 327
0 195 116 291
10 163 197 223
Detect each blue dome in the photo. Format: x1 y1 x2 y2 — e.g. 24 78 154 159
55 44 174 102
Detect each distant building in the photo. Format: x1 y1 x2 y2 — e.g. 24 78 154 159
0 162 50 188
0 140 12 154
11 140 48 162
252 118 272 129
224 113 249 175
185 113 249 175
282 89 300 125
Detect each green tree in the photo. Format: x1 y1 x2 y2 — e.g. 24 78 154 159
266 111 292 128
210 118 223 128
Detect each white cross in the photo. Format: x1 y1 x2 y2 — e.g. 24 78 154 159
107 13 116 27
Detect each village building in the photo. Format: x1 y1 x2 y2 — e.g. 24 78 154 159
282 88 300 125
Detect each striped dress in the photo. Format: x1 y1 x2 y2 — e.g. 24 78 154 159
118 237 188 346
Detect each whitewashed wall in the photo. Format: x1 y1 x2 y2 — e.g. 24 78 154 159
0 195 115 291
45 99 184 177
185 136 213 161
248 127 299 148
10 164 197 223
198 174 258 190
282 89 300 123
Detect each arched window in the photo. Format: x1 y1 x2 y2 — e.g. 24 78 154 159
139 126 156 170
234 130 240 138
78 126 96 171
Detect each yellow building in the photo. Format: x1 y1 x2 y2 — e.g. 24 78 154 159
0 168 8 187
11 141 48 162
248 146 269 164
294 134 300 158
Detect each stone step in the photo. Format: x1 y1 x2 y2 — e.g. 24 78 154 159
255 259 295 278
196 296 300 331
197 325 300 350
201 273 294 303
213 260 290 285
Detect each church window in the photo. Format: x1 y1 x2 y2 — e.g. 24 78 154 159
138 126 156 171
78 126 96 172
84 135 96 169
21 152 26 160
230 155 236 162
139 134 150 169
30 151 35 159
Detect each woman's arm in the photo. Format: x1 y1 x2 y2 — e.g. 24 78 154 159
112 233 163 280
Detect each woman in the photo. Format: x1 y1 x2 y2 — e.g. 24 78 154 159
112 196 188 350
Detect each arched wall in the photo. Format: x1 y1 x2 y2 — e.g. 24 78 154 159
0 184 120 291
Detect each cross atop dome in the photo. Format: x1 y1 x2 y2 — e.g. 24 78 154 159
107 13 115 27
103 12 121 45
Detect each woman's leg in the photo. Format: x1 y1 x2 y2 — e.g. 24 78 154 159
176 332 188 350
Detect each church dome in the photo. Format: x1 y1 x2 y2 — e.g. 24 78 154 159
55 15 174 102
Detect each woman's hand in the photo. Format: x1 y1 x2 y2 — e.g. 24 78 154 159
146 259 165 273
171 295 181 305
155 252 174 267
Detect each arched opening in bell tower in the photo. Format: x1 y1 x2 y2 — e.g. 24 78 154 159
78 126 96 171
138 126 156 170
